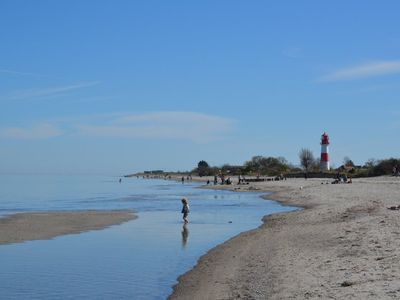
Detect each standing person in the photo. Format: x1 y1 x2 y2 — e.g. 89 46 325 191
181 197 190 223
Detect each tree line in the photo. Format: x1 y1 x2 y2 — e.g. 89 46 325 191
193 149 400 178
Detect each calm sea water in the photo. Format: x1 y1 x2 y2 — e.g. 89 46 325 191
0 174 295 299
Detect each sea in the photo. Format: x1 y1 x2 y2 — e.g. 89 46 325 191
0 174 295 299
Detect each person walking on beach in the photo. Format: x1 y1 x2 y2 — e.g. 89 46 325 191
181 197 190 223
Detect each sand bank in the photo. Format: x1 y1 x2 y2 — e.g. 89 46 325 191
0 210 136 245
169 176 400 299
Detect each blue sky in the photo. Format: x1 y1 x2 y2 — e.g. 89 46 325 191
1 1 400 175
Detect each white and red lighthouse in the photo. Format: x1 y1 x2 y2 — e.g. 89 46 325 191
320 132 330 171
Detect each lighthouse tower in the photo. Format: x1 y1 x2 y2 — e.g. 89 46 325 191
320 132 330 171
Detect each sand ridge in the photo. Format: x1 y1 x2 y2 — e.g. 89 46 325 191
169 176 400 299
0 210 137 245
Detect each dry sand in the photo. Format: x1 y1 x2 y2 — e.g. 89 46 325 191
169 176 400 299
0 210 136 245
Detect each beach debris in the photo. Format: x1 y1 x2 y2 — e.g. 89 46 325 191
304 291 312 298
300 186 303 190
387 205 400 210
340 281 354 287
248 186 260 190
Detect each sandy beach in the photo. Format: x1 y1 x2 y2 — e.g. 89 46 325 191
169 176 400 299
0 210 136 245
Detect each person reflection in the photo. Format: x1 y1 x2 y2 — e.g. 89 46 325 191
181 224 189 248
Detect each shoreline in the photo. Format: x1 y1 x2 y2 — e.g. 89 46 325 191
169 176 400 299
0 210 137 245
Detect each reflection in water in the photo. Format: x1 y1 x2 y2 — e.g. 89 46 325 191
181 224 189 248
0 177 295 299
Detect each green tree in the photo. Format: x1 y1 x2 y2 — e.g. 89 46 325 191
371 158 400 176
244 155 290 175
364 158 376 168
197 160 210 176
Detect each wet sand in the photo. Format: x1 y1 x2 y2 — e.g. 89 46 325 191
0 210 136 245
169 176 400 299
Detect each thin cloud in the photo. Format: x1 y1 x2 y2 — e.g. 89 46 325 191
0 123 63 139
0 69 44 78
6 81 100 101
318 60 400 82
116 111 229 125
0 111 235 142
77 111 235 143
